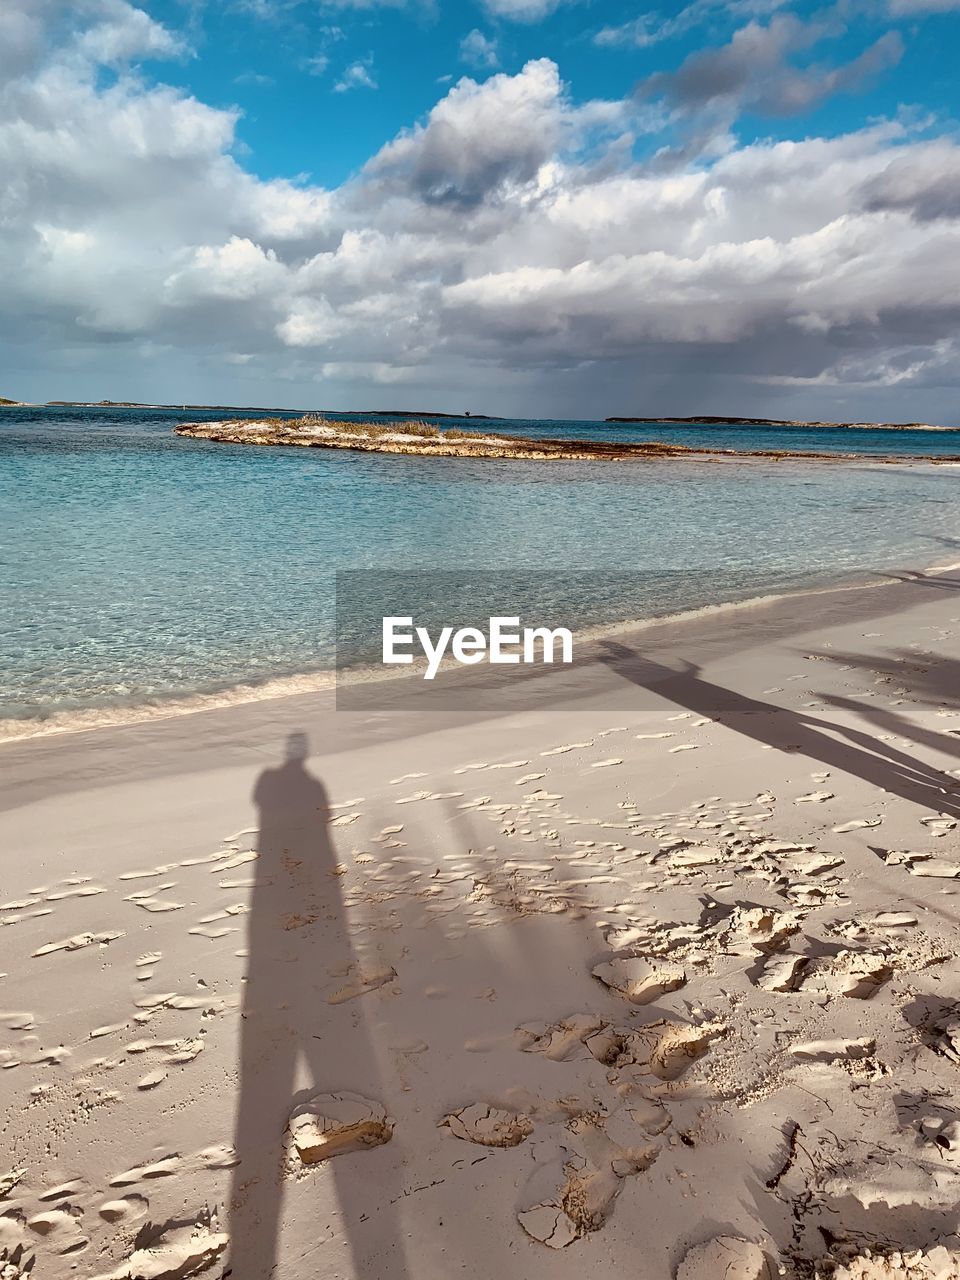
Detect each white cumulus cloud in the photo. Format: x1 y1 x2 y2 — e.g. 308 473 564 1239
4 2 960 422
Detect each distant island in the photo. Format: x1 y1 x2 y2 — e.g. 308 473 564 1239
38 400 500 418
175 415 960 464
0 397 21 406
606 414 959 431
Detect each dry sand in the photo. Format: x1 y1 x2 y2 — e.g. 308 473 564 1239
2 571 960 1279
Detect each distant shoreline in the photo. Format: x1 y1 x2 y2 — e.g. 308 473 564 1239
606 414 959 431
5 400 502 418
4 401 959 430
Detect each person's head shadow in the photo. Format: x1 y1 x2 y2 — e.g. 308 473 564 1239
252 731 334 873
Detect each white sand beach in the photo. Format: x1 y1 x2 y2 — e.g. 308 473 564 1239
2 571 960 1279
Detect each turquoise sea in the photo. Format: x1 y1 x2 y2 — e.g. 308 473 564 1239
2 405 959 733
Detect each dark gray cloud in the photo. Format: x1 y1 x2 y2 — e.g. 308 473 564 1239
860 141 960 220
637 15 903 117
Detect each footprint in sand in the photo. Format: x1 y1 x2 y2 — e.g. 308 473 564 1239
196 904 247 924
32 931 123 958
45 885 106 902
109 1156 181 1187
883 850 960 879
920 814 958 834
287 1092 394 1164
90 1213 227 1280
326 967 398 1005
179 852 229 868
37 1180 85 1203
213 849 258 870
440 1104 533 1147
676 1236 777 1280
189 924 238 939
125 890 184 913
2 1036 72 1069
788 1037 875 1064
137 1068 168 1090
0 1012 35 1031
517 1114 658 1249
515 1013 718 1081
395 790 463 804
648 1022 725 1081
125 1035 204 1062
591 957 687 1005
98 1194 148 1224
224 826 258 842
793 852 844 875
89 1021 128 1041
192 1144 239 1171
330 813 361 827
26 1204 87 1255
756 950 893 998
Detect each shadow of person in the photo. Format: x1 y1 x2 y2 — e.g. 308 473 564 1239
228 732 409 1280
597 642 960 819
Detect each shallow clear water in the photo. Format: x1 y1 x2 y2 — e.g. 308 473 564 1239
2 406 959 725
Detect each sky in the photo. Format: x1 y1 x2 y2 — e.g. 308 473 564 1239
3 0 960 421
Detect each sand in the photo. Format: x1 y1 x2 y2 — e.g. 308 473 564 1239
2 570 960 1278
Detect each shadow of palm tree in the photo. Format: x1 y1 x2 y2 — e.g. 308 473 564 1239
801 645 960 712
597 642 960 819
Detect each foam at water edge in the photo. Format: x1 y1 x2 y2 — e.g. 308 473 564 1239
3 559 954 745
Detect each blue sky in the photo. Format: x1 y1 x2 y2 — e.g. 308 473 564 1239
3 0 960 420
147 0 960 186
